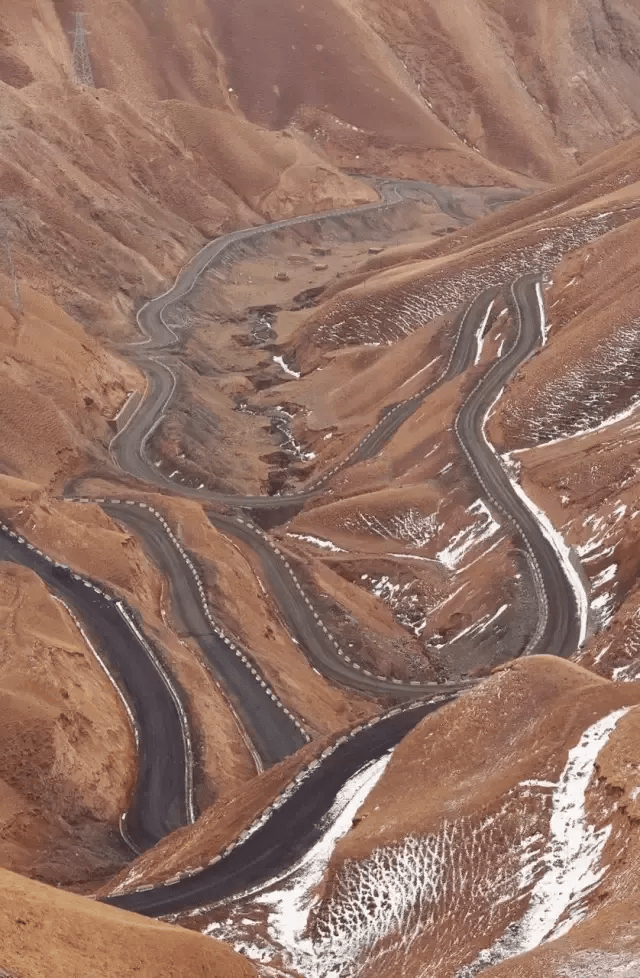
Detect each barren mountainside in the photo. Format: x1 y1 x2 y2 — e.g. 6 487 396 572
1 1 640 977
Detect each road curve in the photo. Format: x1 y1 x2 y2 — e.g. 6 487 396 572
0 165 587 935
209 511 475 700
103 286 499 510
306 287 499 490
69 186 580 917
455 273 583 658
106 693 457 917
101 272 584 917
373 178 529 225
0 520 193 853
101 501 309 766
102 182 494 510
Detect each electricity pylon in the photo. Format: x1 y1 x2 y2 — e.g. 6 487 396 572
70 13 94 88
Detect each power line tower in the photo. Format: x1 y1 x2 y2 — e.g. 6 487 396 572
70 12 94 88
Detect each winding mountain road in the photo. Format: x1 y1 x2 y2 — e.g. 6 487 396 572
106 694 456 917
0 181 485 876
8 178 590 920
101 500 309 766
305 286 499 490
0 522 193 854
104 181 495 509
109 267 589 914
208 511 474 699
455 273 584 658
101 268 588 918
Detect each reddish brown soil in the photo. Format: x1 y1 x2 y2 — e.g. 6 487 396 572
0 865 257 978
4 3 640 973
211 659 640 977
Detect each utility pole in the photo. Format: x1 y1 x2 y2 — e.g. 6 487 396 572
70 12 94 88
4 233 22 318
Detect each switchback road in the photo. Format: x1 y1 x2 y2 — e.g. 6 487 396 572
306 286 499 490
0 161 594 940
0 521 193 853
106 693 456 916
37 176 587 920
208 511 474 700
103 181 494 509
455 274 584 658
105 271 588 917
101 501 309 766
106 286 499 509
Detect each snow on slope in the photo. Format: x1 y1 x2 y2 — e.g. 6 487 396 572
313 212 621 349
461 707 631 974
507 319 640 445
340 500 502 638
436 500 501 570
210 707 629 978
216 707 626 978
287 533 346 553
505 476 589 648
343 508 443 549
207 753 393 975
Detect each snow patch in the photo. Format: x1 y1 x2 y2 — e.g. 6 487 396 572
208 753 393 976
462 708 631 974
591 591 616 630
272 408 315 461
437 499 501 570
273 355 301 378
287 533 346 553
506 479 588 647
592 564 617 589
447 604 508 645
612 663 639 681
344 508 442 550
398 355 441 390
473 299 496 365
535 281 549 343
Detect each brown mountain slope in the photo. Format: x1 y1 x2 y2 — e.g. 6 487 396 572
1 1 375 342
160 131 638 695
207 658 640 977
0 563 133 884
102 0 640 185
0 0 381 876
481 897 640 977
36 0 528 187
82 0 640 184
0 864 256 978
351 0 640 181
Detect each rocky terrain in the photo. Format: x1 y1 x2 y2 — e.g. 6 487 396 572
2 1 640 977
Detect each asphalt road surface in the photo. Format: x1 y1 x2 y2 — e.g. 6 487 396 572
0 523 192 853
374 178 528 225
455 274 582 658
106 286 499 510
306 286 500 486
46 182 583 917
0 164 591 935
106 271 585 916
106 694 457 917
104 181 500 510
208 511 474 700
102 502 309 766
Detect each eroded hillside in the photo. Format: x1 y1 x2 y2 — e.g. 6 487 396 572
2 2 640 977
